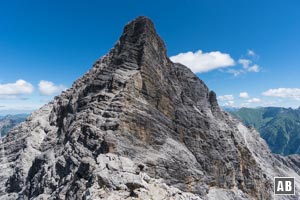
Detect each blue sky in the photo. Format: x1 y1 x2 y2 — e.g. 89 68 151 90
1 0 300 114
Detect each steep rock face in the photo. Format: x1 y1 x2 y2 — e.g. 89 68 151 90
0 17 300 200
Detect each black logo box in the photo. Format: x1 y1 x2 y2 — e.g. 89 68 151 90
274 177 295 195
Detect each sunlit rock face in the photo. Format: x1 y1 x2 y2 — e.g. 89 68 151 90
0 17 299 200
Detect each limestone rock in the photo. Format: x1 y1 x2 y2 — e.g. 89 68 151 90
0 16 299 200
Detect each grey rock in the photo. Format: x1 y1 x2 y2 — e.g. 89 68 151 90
0 16 300 200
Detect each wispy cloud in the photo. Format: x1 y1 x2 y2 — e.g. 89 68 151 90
218 94 234 101
38 80 66 96
224 100 235 107
226 69 242 76
227 50 261 76
238 59 260 72
170 50 235 73
218 94 236 107
247 49 259 60
238 59 252 69
262 88 300 100
239 92 249 99
247 64 260 72
247 49 256 56
247 98 261 103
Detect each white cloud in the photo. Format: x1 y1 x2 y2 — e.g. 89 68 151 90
218 95 234 101
224 100 235 107
238 59 252 69
262 88 300 100
227 56 260 77
170 50 235 73
38 80 66 96
247 64 260 72
239 92 249 99
247 98 261 103
227 69 243 76
0 79 34 99
238 59 260 72
247 50 256 56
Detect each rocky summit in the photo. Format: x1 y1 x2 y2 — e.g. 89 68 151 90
0 17 300 200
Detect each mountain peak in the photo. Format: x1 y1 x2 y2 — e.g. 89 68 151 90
1 17 300 200
122 16 158 43
112 16 168 68
124 16 156 34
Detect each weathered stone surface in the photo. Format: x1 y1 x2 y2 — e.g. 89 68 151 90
0 16 300 200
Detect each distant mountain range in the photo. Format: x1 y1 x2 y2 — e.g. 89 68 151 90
0 114 28 137
228 107 300 155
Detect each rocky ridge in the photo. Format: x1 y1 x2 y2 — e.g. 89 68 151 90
0 17 300 200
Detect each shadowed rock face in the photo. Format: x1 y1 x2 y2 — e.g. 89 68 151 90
0 16 300 200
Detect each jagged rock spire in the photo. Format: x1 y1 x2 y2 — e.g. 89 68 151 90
1 16 300 200
111 16 168 68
